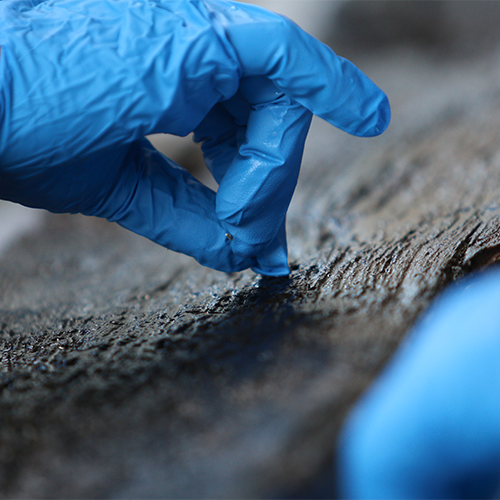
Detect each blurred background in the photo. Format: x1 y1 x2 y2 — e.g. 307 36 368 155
248 0 500 56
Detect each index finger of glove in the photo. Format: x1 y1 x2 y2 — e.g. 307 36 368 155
204 0 390 138
215 83 312 268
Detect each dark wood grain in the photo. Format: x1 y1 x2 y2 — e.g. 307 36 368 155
2 48 500 498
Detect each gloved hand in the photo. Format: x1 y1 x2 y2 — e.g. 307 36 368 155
0 0 390 274
338 270 500 499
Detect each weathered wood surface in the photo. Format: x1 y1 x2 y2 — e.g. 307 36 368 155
2 46 500 498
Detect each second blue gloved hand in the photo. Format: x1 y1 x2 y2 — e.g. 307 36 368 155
339 270 500 499
0 0 390 274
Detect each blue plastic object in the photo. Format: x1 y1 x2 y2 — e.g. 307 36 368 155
339 270 500 499
0 0 390 274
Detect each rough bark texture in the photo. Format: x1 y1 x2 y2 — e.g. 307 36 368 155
2 46 500 498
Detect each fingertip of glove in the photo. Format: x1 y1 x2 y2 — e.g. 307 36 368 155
364 94 391 137
332 92 391 138
251 243 290 277
224 234 290 275
252 263 290 277
374 95 391 136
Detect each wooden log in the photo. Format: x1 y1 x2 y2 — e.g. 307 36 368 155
2 48 500 497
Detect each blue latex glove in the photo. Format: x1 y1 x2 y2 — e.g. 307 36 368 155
0 0 390 274
339 270 500 499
